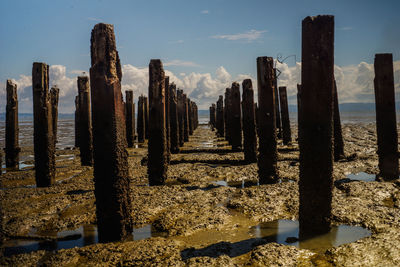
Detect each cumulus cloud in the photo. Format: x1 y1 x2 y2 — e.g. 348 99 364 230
275 60 400 105
2 60 400 113
211 30 267 42
164 60 201 67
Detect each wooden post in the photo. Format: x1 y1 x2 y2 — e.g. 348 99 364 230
148 59 168 185
5 80 20 169
333 81 344 161
209 104 216 130
188 99 194 135
374 53 399 180
231 82 242 151
165 77 171 163
90 23 133 242
77 76 94 166
169 83 179 153
75 96 80 148
125 90 135 148
137 95 145 143
177 90 184 147
274 68 282 139
144 96 149 140
224 88 231 144
183 94 189 142
216 96 225 137
50 86 59 145
32 62 56 187
257 57 278 184
299 15 335 238
242 79 257 163
279 86 292 145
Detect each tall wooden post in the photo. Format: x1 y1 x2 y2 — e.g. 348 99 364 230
169 83 179 153
242 79 257 163
125 90 135 148
165 77 171 163
50 86 59 145
177 90 185 147
75 96 80 148
279 86 291 145
148 59 168 185
5 80 20 169
224 88 231 144
77 76 94 166
32 62 56 187
144 96 149 140
257 57 278 184
183 94 189 142
299 15 335 238
333 81 344 161
374 53 399 180
137 95 145 143
188 99 194 135
274 69 282 139
216 96 225 137
209 104 216 130
231 82 242 151
90 23 133 242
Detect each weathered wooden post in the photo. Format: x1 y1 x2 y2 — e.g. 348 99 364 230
209 104 216 130
75 95 80 148
216 96 225 137
169 83 179 153
274 69 282 139
224 88 231 144
125 90 135 148
374 53 399 180
231 82 242 151
165 77 171 163
32 62 56 187
90 23 133 242
242 79 257 163
50 86 59 145
137 95 145 143
148 59 168 185
77 76 94 166
5 80 20 169
144 96 149 140
255 102 259 136
177 90 185 147
257 57 278 184
188 99 194 135
299 15 335 238
279 86 291 145
183 94 189 142
333 81 344 161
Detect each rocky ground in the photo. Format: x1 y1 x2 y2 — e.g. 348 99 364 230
1 121 400 266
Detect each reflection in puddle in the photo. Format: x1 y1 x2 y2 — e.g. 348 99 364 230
251 220 371 252
3 224 165 257
346 172 376 182
213 180 259 188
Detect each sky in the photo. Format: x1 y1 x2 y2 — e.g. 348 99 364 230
0 0 400 112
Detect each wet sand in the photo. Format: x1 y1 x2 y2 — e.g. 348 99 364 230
1 121 400 266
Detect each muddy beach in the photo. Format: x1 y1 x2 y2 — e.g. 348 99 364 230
0 118 399 266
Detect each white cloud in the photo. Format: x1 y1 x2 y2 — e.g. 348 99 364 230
2 60 400 113
201 10 209 14
164 60 201 67
87 17 102 22
211 29 267 42
168 40 184 44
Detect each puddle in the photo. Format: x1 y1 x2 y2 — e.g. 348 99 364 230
251 220 371 252
346 172 376 182
213 180 259 188
3 224 165 257
180 219 371 259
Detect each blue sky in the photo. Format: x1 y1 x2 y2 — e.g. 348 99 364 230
1 0 400 112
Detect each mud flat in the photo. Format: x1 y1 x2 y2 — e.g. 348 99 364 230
1 121 400 266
